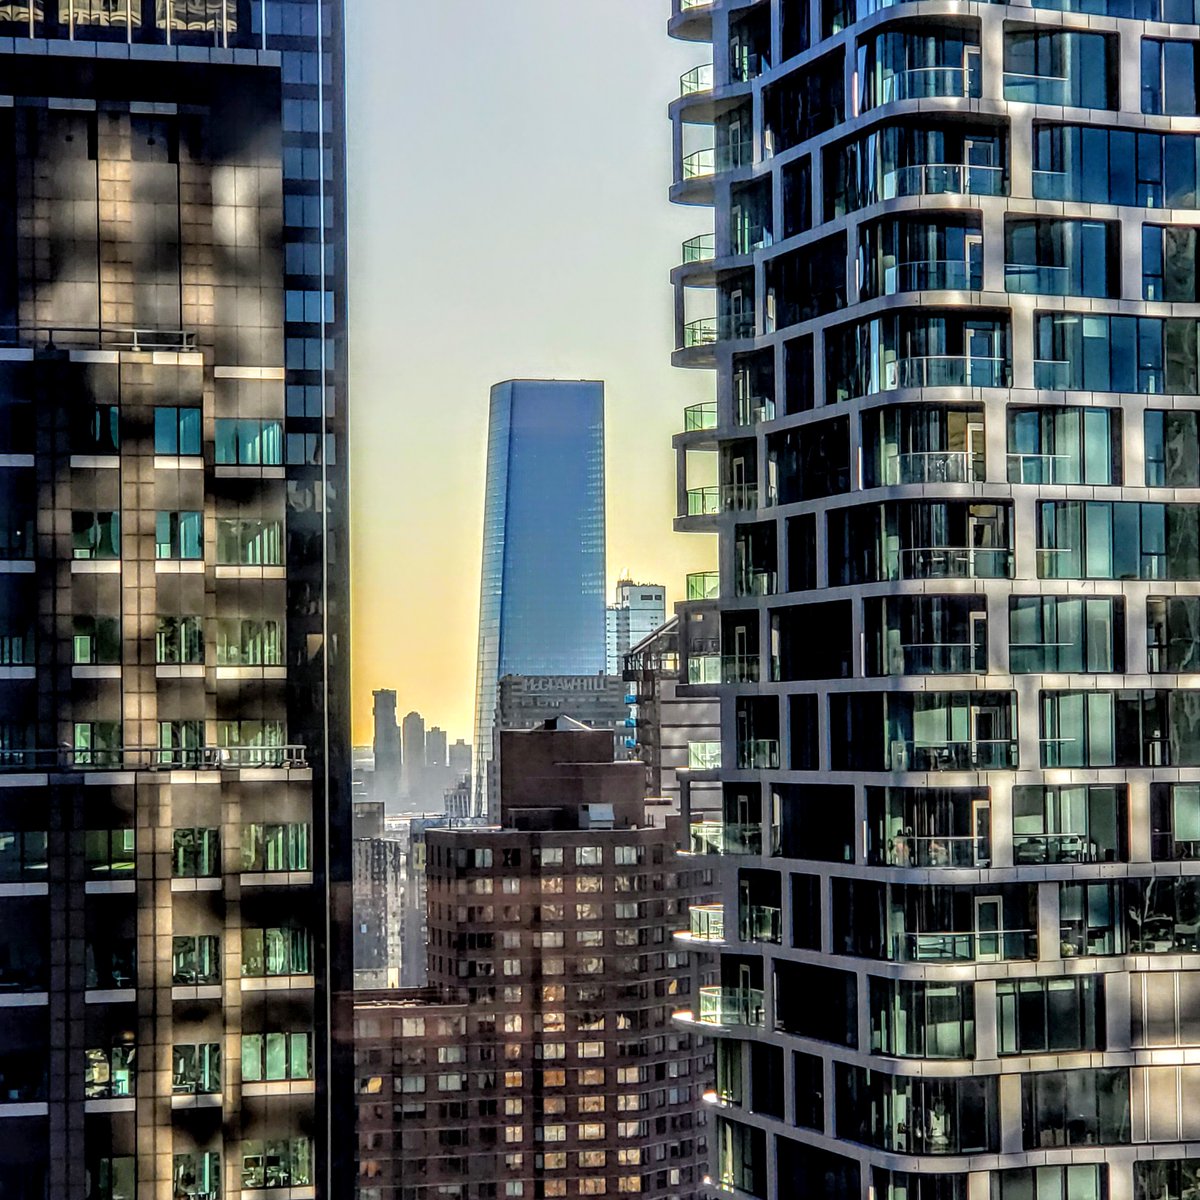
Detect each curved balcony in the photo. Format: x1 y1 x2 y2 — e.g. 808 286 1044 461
668 0 714 42
680 63 714 96
682 233 716 264
674 141 754 204
886 450 985 486
697 986 766 1028
685 486 720 517
684 401 718 431
681 316 717 349
867 64 981 108
686 570 721 600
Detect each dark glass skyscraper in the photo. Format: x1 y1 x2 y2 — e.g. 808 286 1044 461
0 2 351 1197
473 379 606 814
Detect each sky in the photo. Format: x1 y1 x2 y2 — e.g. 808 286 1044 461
345 1 717 746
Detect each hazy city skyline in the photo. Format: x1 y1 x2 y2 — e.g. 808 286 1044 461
345 0 715 743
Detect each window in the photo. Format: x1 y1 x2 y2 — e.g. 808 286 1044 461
1143 39 1200 115
240 1139 312 1190
84 829 135 878
576 846 603 866
1007 405 1119 486
172 1043 221 1093
215 618 282 666
173 1153 220 1200
215 418 283 465
85 1035 136 1098
73 721 122 767
1011 596 1125 674
1021 1068 1129 1148
172 935 220 985
1005 218 1118 299
996 977 1104 1054
172 828 219 878
869 978 975 1059
1060 882 1122 956
241 927 311 977
1012 784 1125 864
156 511 203 559
73 511 121 559
216 518 283 566
1131 971 1200 1047
0 831 46 882
158 720 204 766
1136 1161 1200 1200
74 615 121 665
994 1166 1104 1200
154 407 201 456
155 615 203 665
242 1032 313 1081
1005 30 1116 108
242 823 311 872
1145 410 1200 486
73 405 119 454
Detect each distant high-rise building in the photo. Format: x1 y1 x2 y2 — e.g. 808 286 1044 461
402 711 427 773
373 689 402 804
448 738 472 778
472 379 607 813
425 725 448 767
605 578 667 672
353 720 712 1200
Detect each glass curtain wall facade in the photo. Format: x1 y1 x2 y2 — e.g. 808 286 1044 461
473 380 607 815
0 0 351 1197
669 0 1200 1196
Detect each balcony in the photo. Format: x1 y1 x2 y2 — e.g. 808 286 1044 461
1007 453 1074 484
682 317 717 350
1014 834 1103 865
1004 263 1076 296
736 739 780 770
682 233 716 264
889 739 1018 771
896 546 1012 580
698 986 766 1028
886 163 1006 198
735 395 775 426
739 904 781 944
684 401 718 431
0 744 307 773
689 821 763 856
883 259 982 294
686 571 720 601
888 450 985 485
688 654 721 684
686 486 720 517
1003 71 1071 105
883 834 991 868
891 928 1037 962
872 65 981 105
722 482 758 511
889 355 1010 389
722 654 760 683
685 903 726 943
738 570 777 599
679 141 754 184
688 741 722 770
681 63 715 96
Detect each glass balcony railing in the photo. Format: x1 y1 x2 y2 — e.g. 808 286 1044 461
895 546 1013 580
688 903 726 942
731 225 773 255
687 653 722 684
882 833 991 867
737 739 780 770
1007 452 1074 484
682 233 716 264
722 654 760 683
722 482 758 511
731 52 770 84
1004 263 1075 296
886 163 1006 199
681 148 716 180
681 64 714 96
872 65 981 105
887 450 985 485
698 986 766 1027
890 355 1010 389
736 395 775 426
739 905 782 944
1033 359 1071 390
684 401 718 431
735 567 777 596
889 738 1018 771
679 0 712 10
689 821 763 856
1013 833 1105 864
682 317 718 349
1003 72 1071 105
882 259 981 293
686 571 720 601
886 642 987 675
688 741 722 770
892 928 1037 962
686 487 720 517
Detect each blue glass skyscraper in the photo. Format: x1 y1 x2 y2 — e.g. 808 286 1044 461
473 380 607 814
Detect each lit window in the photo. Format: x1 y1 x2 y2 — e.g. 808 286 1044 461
579 1123 605 1141
504 1126 523 1144
578 1042 605 1059
540 1125 567 1143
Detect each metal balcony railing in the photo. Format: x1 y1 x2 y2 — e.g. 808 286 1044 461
0 745 308 772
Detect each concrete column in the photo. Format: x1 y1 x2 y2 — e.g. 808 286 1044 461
1038 880 1062 963
999 1072 1024 1154
974 980 998 1060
